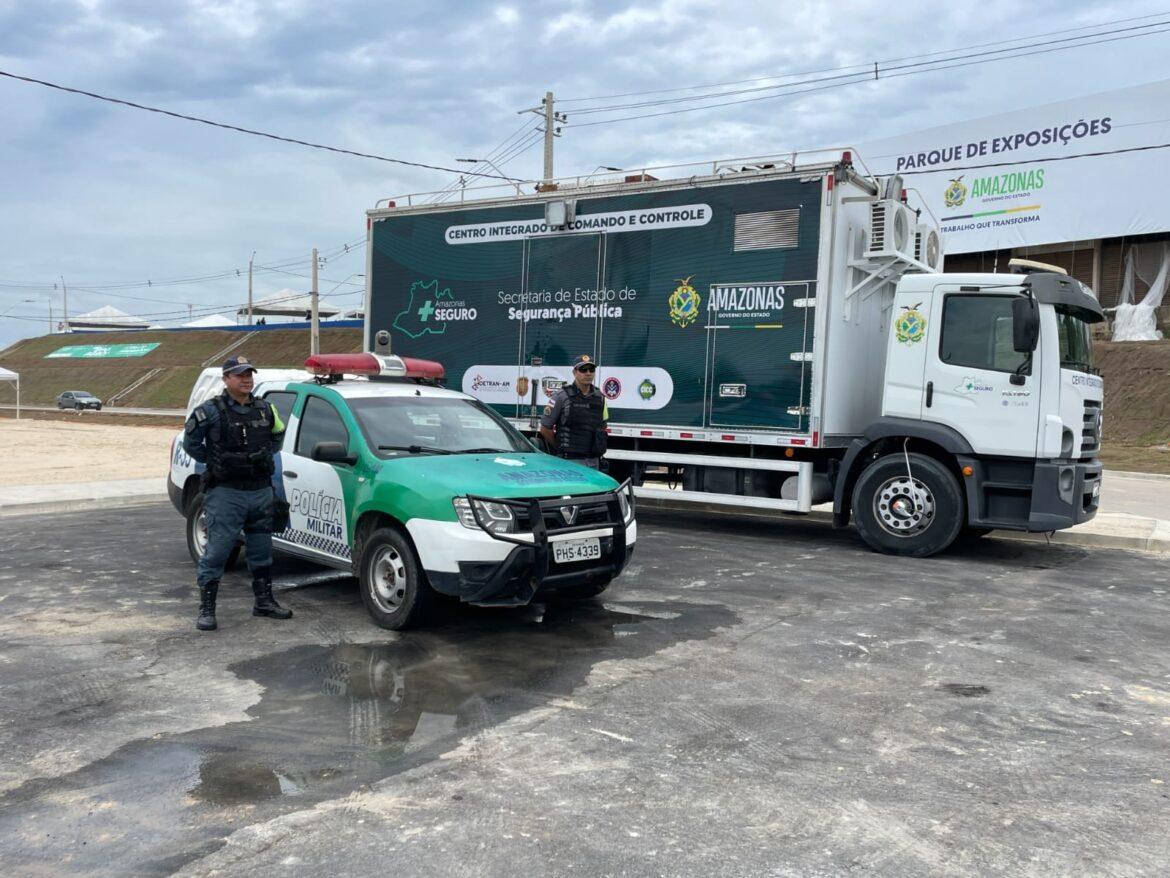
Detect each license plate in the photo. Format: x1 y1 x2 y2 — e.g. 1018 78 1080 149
552 537 601 564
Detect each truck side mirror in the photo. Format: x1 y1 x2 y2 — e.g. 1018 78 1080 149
1012 297 1040 353
312 441 357 466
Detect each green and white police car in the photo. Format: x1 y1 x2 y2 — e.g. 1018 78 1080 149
168 353 636 629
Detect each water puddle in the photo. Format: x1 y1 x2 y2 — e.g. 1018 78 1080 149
0 600 732 876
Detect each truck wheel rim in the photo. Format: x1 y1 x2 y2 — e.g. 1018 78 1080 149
874 476 936 538
370 547 408 613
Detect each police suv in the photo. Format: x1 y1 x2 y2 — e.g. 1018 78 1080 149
168 353 636 629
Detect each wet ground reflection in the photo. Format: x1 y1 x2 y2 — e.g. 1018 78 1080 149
0 600 732 876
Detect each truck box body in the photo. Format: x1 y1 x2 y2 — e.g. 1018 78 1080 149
366 154 1103 558
367 166 891 445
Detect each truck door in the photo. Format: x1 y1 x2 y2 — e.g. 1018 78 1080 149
706 281 814 431
519 234 603 406
922 289 1041 457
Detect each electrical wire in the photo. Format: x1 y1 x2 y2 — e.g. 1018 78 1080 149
558 10 1170 105
567 23 1170 127
0 68 519 179
566 19 1170 117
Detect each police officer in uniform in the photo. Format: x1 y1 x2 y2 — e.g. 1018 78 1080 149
539 354 609 469
183 356 293 631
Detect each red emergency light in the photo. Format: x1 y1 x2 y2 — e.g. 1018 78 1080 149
304 352 445 381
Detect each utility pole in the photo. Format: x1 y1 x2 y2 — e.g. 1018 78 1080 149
542 90 555 184
247 250 256 325
310 246 320 356
520 91 567 189
60 276 68 332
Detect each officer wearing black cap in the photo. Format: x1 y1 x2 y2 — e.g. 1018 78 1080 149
183 356 292 631
539 354 609 469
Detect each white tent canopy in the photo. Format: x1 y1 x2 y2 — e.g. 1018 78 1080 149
239 289 340 319
69 305 150 331
182 313 236 328
0 365 19 419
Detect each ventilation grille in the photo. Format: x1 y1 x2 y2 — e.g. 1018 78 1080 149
734 209 800 251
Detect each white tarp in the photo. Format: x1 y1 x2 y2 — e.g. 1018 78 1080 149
0 365 19 419
1112 242 1169 341
860 79 1170 254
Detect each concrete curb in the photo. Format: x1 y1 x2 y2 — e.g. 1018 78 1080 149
0 493 167 518
638 497 1170 555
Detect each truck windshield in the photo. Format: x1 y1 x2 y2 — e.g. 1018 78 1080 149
1055 305 1095 374
348 396 536 458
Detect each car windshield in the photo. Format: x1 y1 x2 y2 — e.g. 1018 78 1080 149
348 396 536 458
1055 305 1095 374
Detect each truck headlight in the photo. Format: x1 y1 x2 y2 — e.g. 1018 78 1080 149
452 497 517 534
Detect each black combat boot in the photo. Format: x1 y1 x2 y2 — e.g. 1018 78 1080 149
251 569 292 620
196 582 219 631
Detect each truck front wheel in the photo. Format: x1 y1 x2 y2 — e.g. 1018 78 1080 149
851 453 964 557
358 527 434 630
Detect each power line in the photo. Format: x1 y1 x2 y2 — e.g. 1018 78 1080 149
558 10 1170 105
0 69 518 180
567 23 1170 127
0 237 366 296
566 19 1170 117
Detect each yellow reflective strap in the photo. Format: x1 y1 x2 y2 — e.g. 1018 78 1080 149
270 403 286 434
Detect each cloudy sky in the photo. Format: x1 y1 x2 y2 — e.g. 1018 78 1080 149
1 0 1167 348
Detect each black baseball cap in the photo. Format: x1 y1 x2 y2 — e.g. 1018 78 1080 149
571 354 596 371
223 356 257 375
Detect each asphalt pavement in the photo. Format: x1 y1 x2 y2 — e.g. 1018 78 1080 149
1 503 1168 876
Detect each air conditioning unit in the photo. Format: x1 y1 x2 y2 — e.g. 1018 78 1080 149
866 200 916 261
913 224 943 272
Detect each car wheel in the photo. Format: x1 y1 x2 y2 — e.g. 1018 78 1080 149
185 492 241 570
358 527 434 630
851 453 964 557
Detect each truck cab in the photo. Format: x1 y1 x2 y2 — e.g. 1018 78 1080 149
838 264 1104 553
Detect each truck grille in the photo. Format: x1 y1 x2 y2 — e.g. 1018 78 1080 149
1081 400 1102 458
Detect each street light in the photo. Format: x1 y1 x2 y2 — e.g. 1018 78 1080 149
584 165 623 184
456 157 524 184
0 298 35 318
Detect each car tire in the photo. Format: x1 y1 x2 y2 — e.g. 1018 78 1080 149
544 576 612 602
185 492 241 570
852 453 964 558
359 526 434 630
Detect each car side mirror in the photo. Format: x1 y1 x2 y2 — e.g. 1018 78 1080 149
1012 297 1040 353
312 441 357 466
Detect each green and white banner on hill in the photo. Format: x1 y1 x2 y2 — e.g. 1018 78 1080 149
45 343 160 359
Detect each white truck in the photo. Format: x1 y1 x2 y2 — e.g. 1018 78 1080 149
362 149 1104 557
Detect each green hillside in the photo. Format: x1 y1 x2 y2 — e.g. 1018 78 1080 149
0 327 363 408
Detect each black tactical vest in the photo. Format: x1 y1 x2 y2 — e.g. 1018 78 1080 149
207 394 275 488
558 384 607 458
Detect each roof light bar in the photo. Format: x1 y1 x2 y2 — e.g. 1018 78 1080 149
303 352 445 381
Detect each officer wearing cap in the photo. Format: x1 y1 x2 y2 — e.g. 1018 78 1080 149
539 354 609 470
183 356 292 631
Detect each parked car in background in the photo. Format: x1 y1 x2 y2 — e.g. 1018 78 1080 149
56 391 102 411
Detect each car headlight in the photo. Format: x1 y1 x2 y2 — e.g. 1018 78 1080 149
452 497 517 534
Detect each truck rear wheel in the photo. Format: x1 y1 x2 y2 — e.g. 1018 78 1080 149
186 493 240 571
359 527 434 630
852 453 963 557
